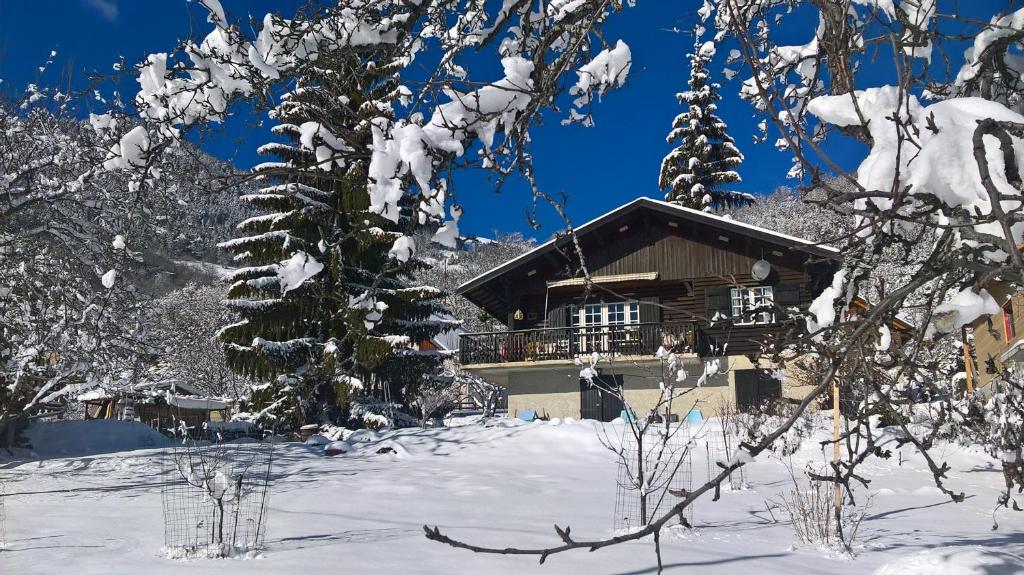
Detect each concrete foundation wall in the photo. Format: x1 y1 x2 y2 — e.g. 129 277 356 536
467 353 821 420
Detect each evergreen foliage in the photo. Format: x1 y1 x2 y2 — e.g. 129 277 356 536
217 55 447 430
659 27 749 211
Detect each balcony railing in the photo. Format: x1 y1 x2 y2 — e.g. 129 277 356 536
458 321 712 365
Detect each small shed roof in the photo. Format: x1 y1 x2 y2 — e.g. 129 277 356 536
166 395 229 411
77 379 225 410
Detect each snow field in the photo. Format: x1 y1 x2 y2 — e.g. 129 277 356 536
1 417 1022 574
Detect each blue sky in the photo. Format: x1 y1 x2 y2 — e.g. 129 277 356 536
0 0 1004 239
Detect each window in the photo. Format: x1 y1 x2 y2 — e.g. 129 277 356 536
607 303 626 324
576 302 640 326
1004 301 1016 342
574 302 642 353
730 286 775 325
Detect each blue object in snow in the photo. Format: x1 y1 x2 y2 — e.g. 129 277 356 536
620 410 635 422
519 409 537 422
685 408 704 423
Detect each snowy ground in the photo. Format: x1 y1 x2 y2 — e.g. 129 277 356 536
2 417 1023 574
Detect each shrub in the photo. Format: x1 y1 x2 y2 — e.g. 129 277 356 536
775 466 870 553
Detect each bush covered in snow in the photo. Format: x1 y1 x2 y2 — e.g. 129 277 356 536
348 397 418 430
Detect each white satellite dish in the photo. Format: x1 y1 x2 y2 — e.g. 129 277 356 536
751 259 771 281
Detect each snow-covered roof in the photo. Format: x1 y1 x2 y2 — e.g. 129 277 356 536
77 380 215 405
431 327 463 352
166 395 229 411
77 389 116 402
427 313 464 351
457 197 840 295
132 379 203 396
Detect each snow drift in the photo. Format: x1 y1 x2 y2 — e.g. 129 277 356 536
22 420 172 458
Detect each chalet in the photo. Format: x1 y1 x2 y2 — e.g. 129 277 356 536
455 197 840 421
79 379 229 435
967 283 1024 392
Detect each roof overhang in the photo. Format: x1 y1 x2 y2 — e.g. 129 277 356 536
849 297 917 333
456 197 840 297
546 272 659 289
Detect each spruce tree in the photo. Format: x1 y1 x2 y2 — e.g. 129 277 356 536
218 55 445 430
659 27 750 211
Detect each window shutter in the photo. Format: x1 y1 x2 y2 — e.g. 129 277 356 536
547 304 567 328
706 287 732 320
775 283 800 307
639 297 660 324
567 304 579 326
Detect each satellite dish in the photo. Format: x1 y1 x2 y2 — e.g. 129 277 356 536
751 259 771 281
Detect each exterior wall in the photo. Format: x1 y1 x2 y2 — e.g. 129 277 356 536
465 353 819 420
135 403 223 434
971 285 1024 388
463 209 836 357
515 275 811 357
780 360 825 404
458 202 840 417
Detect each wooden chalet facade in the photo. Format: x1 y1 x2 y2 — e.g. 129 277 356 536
968 283 1024 391
456 197 840 420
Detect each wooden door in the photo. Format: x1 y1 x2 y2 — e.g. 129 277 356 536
734 369 780 410
580 374 625 422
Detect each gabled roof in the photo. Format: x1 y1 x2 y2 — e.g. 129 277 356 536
456 197 840 295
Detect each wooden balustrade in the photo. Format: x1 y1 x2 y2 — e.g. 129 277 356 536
458 322 711 365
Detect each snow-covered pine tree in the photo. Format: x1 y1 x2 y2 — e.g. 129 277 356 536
659 26 749 211
218 55 446 430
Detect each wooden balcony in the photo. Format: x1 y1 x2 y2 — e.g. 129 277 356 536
458 321 712 366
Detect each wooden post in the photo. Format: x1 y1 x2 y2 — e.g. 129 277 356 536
961 325 975 394
833 379 842 513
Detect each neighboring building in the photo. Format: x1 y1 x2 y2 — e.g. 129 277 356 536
968 283 1024 391
415 316 510 413
455 197 841 420
416 313 464 353
79 379 229 435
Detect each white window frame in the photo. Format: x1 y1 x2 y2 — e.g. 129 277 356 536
574 302 641 353
730 286 775 325
576 302 640 326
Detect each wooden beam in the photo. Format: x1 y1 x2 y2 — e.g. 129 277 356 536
962 325 975 394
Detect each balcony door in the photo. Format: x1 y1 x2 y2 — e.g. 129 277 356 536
573 302 639 353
